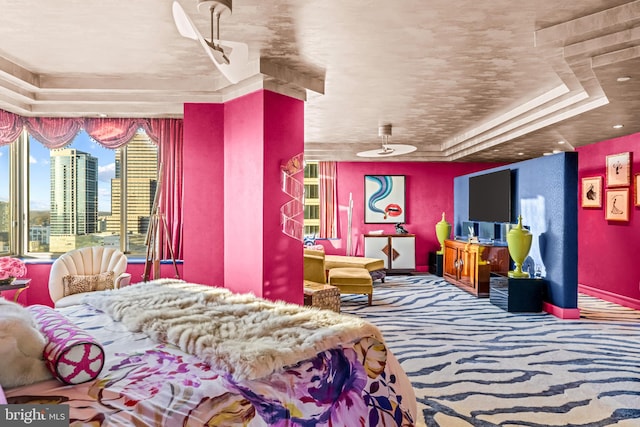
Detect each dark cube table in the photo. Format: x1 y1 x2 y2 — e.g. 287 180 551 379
490 275 546 313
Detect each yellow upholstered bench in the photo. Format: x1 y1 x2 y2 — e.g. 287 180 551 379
328 267 373 306
324 255 386 283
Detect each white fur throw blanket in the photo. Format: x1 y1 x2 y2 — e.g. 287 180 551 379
83 279 383 381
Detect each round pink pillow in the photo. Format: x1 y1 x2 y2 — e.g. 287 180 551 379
28 305 105 385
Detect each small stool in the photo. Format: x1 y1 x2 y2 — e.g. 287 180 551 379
328 267 373 305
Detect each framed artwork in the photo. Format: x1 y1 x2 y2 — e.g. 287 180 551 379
606 152 631 187
636 174 640 206
605 188 629 221
581 176 602 208
364 175 406 223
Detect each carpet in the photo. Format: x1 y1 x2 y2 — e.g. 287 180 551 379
341 274 640 427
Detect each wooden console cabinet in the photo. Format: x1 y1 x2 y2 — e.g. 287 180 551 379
443 239 509 297
364 234 416 273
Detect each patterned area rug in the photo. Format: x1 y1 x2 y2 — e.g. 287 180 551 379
341 274 640 427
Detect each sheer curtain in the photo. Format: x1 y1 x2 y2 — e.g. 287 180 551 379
318 161 338 239
0 109 183 259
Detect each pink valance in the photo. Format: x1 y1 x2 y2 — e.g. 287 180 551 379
25 117 85 148
0 109 25 144
0 109 165 150
84 118 148 148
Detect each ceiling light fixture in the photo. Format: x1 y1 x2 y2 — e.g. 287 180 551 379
172 0 249 84
613 124 624 129
356 124 417 158
617 76 631 82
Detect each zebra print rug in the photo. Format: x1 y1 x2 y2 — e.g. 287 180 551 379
340 274 640 427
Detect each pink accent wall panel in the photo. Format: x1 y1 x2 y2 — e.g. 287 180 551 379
183 103 226 287
576 132 640 308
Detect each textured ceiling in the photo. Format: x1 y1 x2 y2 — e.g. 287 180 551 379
0 0 639 162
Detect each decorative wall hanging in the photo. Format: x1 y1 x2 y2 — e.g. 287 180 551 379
364 175 406 224
280 153 304 240
606 152 631 187
581 176 602 208
605 188 629 221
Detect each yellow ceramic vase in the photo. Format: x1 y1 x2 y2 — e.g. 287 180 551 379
507 215 532 278
435 212 451 255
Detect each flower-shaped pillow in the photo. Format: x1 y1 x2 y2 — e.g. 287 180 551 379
28 305 105 385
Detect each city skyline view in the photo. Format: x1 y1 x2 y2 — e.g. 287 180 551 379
0 131 116 212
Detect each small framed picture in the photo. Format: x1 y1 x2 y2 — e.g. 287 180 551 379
581 176 602 208
636 174 640 206
605 188 629 221
606 152 631 187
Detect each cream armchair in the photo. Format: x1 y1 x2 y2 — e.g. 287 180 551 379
49 246 131 308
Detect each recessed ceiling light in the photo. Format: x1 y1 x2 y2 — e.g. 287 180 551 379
617 76 631 82
517 152 524 156
552 149 561 154
613 124 624 129
543 152 553 156
557 140 565 145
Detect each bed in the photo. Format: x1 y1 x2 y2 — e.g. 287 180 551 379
6 279 418 426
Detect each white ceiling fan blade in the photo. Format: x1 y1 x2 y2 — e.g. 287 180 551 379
172 1 250 84
172 1 199 40
212 39 250 83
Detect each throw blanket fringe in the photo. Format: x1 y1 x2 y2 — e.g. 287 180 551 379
83 279 384 381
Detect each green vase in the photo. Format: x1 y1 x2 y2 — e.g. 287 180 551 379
435 212 451 255
507 215 532 278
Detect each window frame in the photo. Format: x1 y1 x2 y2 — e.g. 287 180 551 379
5 130 157 258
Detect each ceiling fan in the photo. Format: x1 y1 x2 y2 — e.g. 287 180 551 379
172 0 249 84
356 124 417 158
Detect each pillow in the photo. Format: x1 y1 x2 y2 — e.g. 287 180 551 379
27 305 105 385
62 271 115 297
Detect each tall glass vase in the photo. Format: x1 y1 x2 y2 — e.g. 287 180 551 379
507 215 532 278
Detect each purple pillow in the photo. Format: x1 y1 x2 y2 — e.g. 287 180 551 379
28 305 105 385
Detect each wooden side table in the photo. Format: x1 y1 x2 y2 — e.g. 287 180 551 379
0 278 31 303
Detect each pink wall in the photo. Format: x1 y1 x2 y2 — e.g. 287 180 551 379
321 162 499 270
182 103 226 286
576 132 640 309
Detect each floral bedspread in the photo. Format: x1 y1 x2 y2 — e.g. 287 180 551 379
6 304 417 426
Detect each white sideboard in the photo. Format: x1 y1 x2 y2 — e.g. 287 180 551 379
364 234 416 272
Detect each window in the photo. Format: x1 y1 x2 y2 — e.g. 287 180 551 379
0 143 9 255
8 129 157 257
304 161 320 236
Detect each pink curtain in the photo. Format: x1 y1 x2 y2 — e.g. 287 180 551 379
319 161 338 239
24 117 84 148
0 109 183 260
144 118 184 260
84 118 147 148
0 109 24 145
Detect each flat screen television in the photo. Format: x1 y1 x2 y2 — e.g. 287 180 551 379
468 169 512 223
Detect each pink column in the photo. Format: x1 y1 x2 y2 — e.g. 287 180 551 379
182 91 304 304
224 90 304 304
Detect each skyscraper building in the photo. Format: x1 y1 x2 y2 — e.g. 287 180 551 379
106 132 158 252
50 148 99 237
